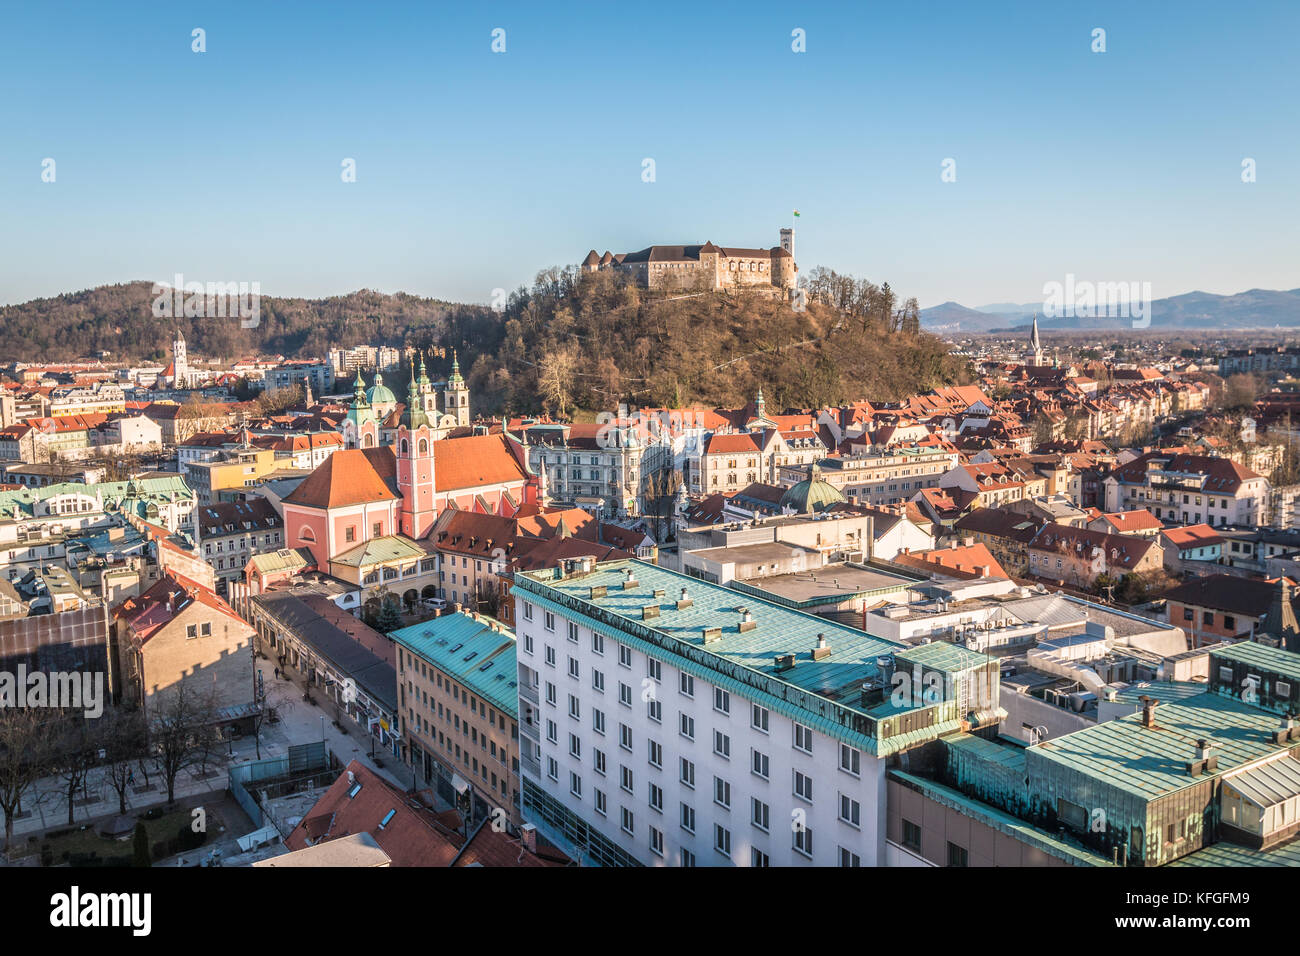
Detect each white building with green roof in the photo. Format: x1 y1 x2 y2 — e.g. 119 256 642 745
511 557 1003 867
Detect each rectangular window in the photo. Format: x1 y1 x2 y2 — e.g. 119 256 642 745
648 739 663 769
621 806 634 835
618 683 632 707
544 611 555 631
713 730 731 759
793 825 813 859
679 713 695 740
567 657 580 679
680 757 695 789
649 826 664 858
680 802 696 833
567 621 579 643
569 771 582 797
839 793 861 828
751 797 769 832
751 749 769 780
619 723 632 751
592 633 604 655
620 765 634 794
714 824 731 858
647 699 662 723
947 842 968 868
751 703 769 733
714 687 730 714
647 658 661 682
648 782 664 813
839 847 861 867
793 723 813 754
618 645 632 668
713 776 731 809
593 709 606 735
750 848 770 867
592 669 605 693
839 743 860 777
594 749 606 776
794 770 813 803
679 672 694 698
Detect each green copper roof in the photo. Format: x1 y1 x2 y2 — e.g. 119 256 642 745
391 612 518 716
1028 691 1295 800
330 534 428 569
366 372 396 406
1212 640 1300 684
514 558 994 755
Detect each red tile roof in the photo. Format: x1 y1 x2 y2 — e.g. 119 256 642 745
283 448 399 510
432 433 528 493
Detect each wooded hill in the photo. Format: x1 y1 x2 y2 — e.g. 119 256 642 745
0 269 970 415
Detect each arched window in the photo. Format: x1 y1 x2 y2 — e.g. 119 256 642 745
362 434 374 448
400 439 409 455
418 438 428 455
300 527 315 542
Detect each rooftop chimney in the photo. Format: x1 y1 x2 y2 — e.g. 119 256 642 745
1140 695 1157 729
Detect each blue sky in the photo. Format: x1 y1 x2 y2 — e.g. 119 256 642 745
1 0 1296 310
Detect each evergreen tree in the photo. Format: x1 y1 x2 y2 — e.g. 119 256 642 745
132 821 151 867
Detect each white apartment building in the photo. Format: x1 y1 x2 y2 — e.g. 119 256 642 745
1103 451 1268 527
512 557 999 867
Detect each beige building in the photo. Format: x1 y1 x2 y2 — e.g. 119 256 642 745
113 571 256 726
392 611 521 823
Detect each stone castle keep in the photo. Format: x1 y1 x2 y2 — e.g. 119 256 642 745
582 228 797 296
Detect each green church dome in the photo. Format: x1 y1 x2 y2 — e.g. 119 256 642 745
779 463 846 514
366 372 396 406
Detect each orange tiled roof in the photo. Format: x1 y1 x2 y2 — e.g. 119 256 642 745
283 448 399 510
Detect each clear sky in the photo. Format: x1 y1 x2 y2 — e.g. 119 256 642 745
1 0 1296 310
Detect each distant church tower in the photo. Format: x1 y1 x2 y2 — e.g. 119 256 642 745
780 227 794 258
172 330 189 388
445 351 470 428
1027 314 1043 366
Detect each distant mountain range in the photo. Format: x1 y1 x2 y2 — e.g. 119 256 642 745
921 288 1300 333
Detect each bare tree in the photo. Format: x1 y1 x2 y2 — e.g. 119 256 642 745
0 708 54 852
102 707 148 815
151 680 221 805
52 713 99 825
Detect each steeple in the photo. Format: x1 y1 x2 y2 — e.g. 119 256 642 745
1028 314 1043 365
755 385 766 420
404 359 427 429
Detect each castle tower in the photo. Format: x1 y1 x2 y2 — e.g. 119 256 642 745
396 361 436 538
780 227 794 258
446 350 470 428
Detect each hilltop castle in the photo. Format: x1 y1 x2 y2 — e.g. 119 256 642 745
582 228 797 296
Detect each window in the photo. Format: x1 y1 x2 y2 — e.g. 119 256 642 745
794 723 813 754
546 757 558 781
568 733 581 758
544 611 555 631
618 645 632 668
621 807 634 835
648 739 663 769
750 848 770 867
593 709 606 735
567 657 580 679
714 824 731 857
838 847 861 867
649 826 664 858
713 731 731 759
751 749 770 779
619 723 632 751
544 646 556 668
523 602 533 621
679 713 695 740
839 743 861 777
713 776 731 809
947 842 968 868
751 704 769 733
569 772 582 797
751 797 769 832
794 770 813 803
595 789 607 816
568 694 580 719
649 782 664 813
679 673 694 698
592 669 605 693
647 658 661 682
647 699 662 723
680 848 695 867
713 687 730 714
567 621 579 643
839 793 861 828
620 765 634 794
546 720 557 744
594 749 606 776
793 825 813 858
618 683 632 707
592 633 604 655
545 682 556 705
680 802 696 833
345 527 355 543
680 757 695 789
